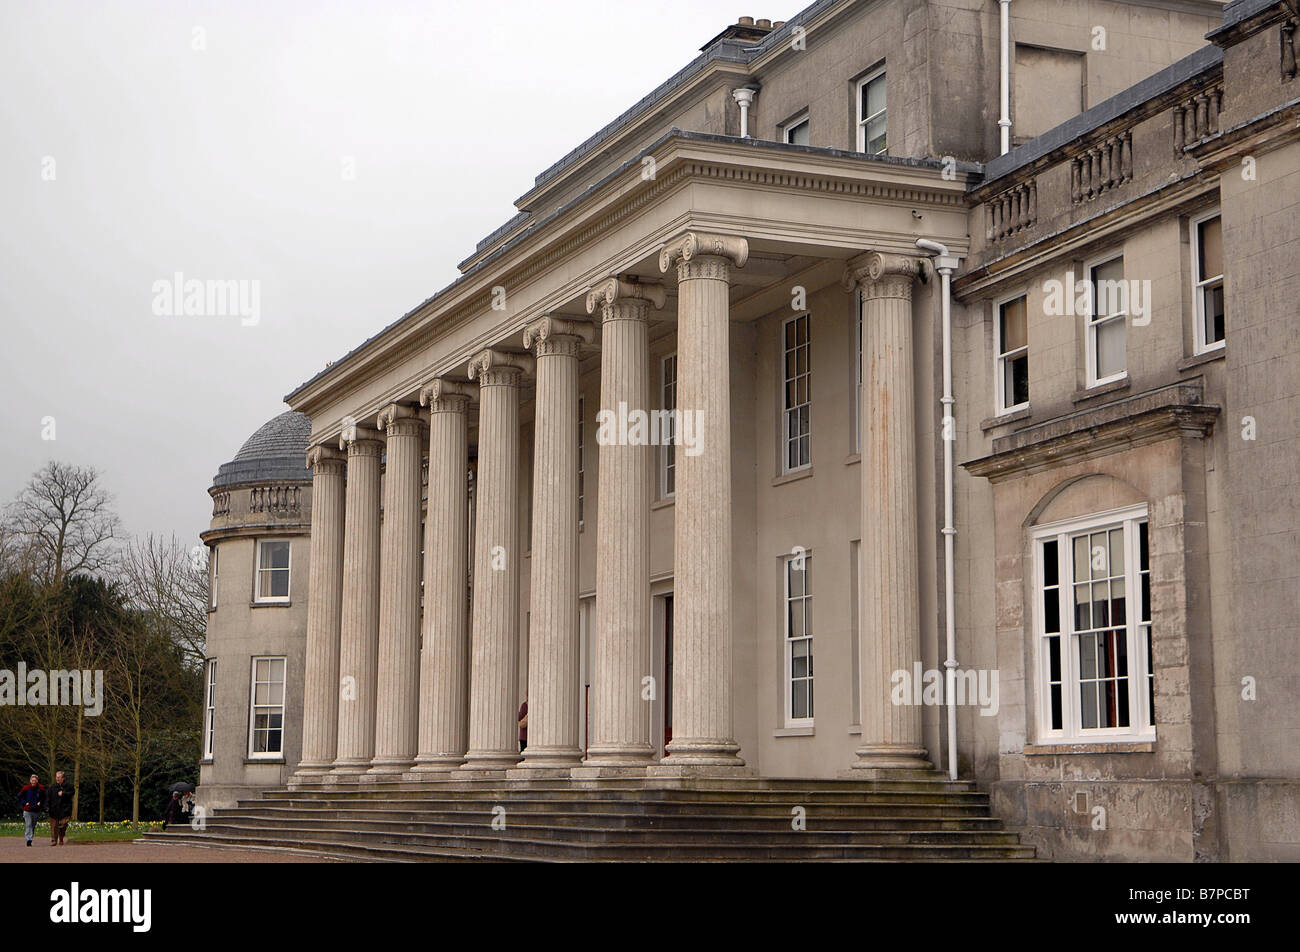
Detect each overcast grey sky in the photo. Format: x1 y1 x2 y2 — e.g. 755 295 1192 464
0 0 754 550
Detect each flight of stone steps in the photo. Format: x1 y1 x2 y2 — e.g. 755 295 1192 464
143 776 1036 861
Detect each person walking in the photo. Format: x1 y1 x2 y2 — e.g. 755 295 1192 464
517 698 528 753
15 774 46 847
162 791 183 831
47 770 74 846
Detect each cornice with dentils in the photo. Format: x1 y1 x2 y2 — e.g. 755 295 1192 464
283 130 976 417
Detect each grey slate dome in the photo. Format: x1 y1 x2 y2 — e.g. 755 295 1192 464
212 411 312 488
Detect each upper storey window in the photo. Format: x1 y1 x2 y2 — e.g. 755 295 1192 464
783 113 810 146
856 69 886 155
1192 210 1225 353
255 539 291 603
996 294 1030 414
1086 255 1127 387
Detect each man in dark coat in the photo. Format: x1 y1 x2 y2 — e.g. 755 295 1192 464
162 792 183 831
47 770 74 846
16 774 45 847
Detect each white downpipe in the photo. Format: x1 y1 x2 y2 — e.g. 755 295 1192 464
916 238 961 781
999 0 1012 154
732 87 757 138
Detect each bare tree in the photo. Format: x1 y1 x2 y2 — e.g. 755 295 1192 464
119 534 208 670
5 461 119 585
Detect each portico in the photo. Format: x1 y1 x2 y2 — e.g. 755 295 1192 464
287 133 973 787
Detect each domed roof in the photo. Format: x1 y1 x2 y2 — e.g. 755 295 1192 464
212 411 312 488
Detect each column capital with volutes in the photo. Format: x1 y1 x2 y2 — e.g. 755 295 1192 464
659 230 749 281
523 315 595 358
842 251 926 301
467 348 534 387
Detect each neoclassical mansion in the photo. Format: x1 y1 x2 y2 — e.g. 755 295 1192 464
198 0 1300 861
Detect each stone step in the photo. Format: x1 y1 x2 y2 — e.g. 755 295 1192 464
249 789 992 808
148 827 1035 861
197 816 1023 846
211 808 1007 831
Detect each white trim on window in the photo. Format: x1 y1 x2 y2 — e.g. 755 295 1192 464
1190 208 1225 355
783 553 814 727
782 313 812 473
247 655 286 759
994 289 1030 414
660 353 677 498
855 67 886 155
208 545 218 610
254 539 291 603
1031 504 1154 744
1084 253 1128 388
783 112 810 145
203 659 217 759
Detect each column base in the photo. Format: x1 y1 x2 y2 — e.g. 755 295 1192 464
512 745 583 773
361 760 413 781
406 755 466 776
327 761 370 780
458 749 519 775
849 744 932 771
504 766 575 780
645 762 757 781
287 763 332 789
654 737 746 768
582 743 655 767
570 764 648 780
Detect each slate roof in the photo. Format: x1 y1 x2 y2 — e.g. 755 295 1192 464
212 411 312 488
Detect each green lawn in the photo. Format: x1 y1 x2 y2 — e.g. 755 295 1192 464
0 819 163 841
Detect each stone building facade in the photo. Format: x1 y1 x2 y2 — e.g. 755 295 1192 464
198 412 313 809
202 0 1298 860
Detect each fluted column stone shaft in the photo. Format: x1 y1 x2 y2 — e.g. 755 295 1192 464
410 379 474 772
516 316 593 770
331 425 384 773
368 405 425 775
843 252 931 770
582 279 666 767
654 231 748 768
461 349 533 770
295 444 346 775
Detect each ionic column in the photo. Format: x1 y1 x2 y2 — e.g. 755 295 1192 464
652 230 748 769
514 316 594 771
367 404 425 777
460 349 533 771
843 252 932 771
580 278 665 770
410 379 475 773
293 444 346 777
331 423 384 775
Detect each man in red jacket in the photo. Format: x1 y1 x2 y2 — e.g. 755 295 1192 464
16 774 46 847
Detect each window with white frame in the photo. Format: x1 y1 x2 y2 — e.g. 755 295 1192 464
577 396 585 526
1034 506 1153 742
661 353 677 497
1086 255 1127 386
248 656 286 758
784 555 813 725
208 545 218 610
783 313 811 472
203 659 217 759
783 112 810 146
254 539 291 602
856 69 886 155
1191 210 1224 353
996 294 1030 413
